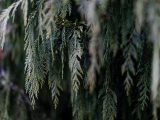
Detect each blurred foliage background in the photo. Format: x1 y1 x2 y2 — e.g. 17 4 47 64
0 0 160 120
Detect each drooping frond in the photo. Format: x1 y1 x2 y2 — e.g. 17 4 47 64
69 26 83 97
122 30 140 95
46 27 63 109
137 67 150 111
133 66 150 119
24 10 46 107
21 0 28 26
48 65 62 109
102 89 117 120
0 0 23 49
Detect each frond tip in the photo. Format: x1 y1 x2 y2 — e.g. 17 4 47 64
49 79 62 109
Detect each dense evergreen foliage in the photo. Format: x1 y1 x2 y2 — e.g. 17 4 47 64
0 0 160 120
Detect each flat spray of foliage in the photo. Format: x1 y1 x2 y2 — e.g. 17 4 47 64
0 0 160 120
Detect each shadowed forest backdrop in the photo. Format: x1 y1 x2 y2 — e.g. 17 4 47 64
0 0 160 120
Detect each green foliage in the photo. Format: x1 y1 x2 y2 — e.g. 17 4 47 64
122 30 140 95
48 66 62 109
69 26 83 97
102 89 117 120
1 0 160 120
24 9 45 107
137 67 150 111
